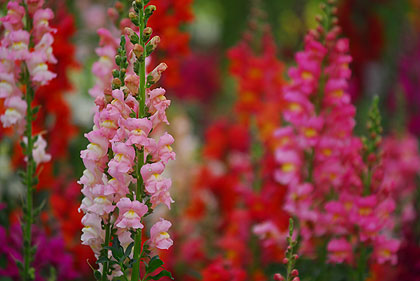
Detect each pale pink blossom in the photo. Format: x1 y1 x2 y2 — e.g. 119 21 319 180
122 117 152 146
149 218 173 250
32 135 51 165
7 30 30 60
27 52 56 85
108 142 135 181
0 72 18 98
156 132 176 164
115 198 148 229
1 96 27 127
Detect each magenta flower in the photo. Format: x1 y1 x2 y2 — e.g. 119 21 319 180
327 238 353 264
373 235 400 265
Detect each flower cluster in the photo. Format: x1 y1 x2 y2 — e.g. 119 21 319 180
0 0 55 156
0 223 79 281
163 8 289 279
79 1 175 279
269 3 420 268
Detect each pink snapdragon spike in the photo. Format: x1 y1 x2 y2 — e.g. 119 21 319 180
271 2 420 269
150 218 173 250
79 2 175 278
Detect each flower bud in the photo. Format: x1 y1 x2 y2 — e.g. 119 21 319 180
147 62 167 86
292 278 300 281
124 74 139 94
112 77 122 89
274 273 285 281
282 258 289 264
115 1 124 12
133 44 144 59
129 12 138 24
124 27 139 44
291 269 299 277
143 27 153 40
145 5 156 18
145 36 160 56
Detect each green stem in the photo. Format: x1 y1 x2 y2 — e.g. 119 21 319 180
131 1 146 280
23 65 35 281
363 167 372 196
20 1 36 280
101 222 112 281
356 245 368 281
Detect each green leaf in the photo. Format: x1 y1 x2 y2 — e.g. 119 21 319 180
124 242 134 258
146 270 174 280
96 256 108 264
28 267 35 280
94 270 102 280
146 256 163 274
33 200 46 217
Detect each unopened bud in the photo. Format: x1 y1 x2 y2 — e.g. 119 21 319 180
143 27 153 40
104 88 113 103
332 7 338 15
112 69 119 78
150 36 160 48
282 258 289 264
112 77 122 88
274 273 285 281
145 36 160 56
291 269 299 277
147 62 167 86
125 27 139 44
133 44 144 58
145 5 156 18
107 8 119 22
293 254 299 260
292 278 300 281
115 1 124 12
129 12 138 24
315 15 322 22
124 74 139 94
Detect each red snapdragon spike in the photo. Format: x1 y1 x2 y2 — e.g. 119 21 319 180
147 0 193 94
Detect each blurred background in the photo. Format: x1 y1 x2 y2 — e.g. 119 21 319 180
1 0 420 280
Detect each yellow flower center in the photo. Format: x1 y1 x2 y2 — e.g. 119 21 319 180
281 163 295 173
332 89 344 98
124 210 140 219
159 231 170 239
114 153 124 162
289 102 302 112
100 120 117 129
304 128 317 138
301 71 313 80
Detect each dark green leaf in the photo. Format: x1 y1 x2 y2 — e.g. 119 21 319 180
146 256 163 274
147 270 174 280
